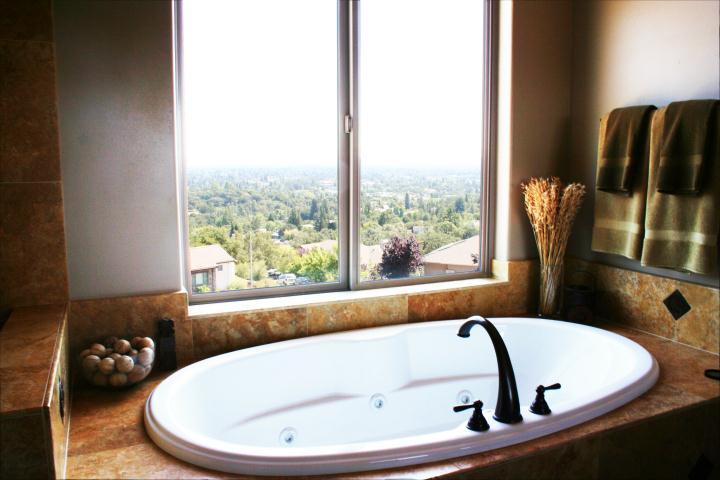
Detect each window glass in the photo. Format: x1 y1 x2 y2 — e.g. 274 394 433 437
358 0 484 282
181 0 339 293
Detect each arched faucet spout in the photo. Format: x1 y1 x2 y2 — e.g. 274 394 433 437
457 315 523 424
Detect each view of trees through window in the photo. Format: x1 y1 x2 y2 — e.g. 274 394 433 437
182 0 485 295
187 167 481 292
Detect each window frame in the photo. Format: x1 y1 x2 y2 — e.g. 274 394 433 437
175 0 497 305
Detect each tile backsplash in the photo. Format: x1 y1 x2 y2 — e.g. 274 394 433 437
566 258 719 353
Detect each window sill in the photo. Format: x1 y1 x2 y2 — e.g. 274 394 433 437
188 275 508 319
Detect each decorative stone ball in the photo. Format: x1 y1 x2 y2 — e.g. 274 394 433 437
89 343 106 357
116 355 134 373
99 357 115 375
129 348 138 358
114 339 131 354
103 336 119 348
138 347 154 367
127 365 147 383
92 372 108 386
105 348 113 356
109 372 127 387
80 349 92 359
110 353 122 361
130 336 144 348
136 337 155 351
82 354 101 374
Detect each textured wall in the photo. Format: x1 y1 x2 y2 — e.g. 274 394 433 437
495 0 574 261
566 0 720 286
54 0 183 300
0 0 69 319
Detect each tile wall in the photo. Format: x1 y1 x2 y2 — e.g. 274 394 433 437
566 257 719 353
0 0 69 320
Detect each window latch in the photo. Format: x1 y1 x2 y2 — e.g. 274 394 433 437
344 114 353 134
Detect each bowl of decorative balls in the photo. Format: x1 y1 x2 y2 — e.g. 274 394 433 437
79 336 155 388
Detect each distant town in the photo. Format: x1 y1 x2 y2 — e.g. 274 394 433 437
187 167 481 293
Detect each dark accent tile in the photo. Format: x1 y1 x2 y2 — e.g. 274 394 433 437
664 289 691 320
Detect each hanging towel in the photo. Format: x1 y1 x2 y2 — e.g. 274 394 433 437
591 111 653 260
657 99 719 194
597 105 656 193
641 106 720 274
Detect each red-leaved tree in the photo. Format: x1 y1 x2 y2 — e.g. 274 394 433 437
377 236 423 279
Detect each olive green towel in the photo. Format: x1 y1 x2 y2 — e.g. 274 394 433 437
591 111 653 260
641 106 720 274
657 99 718 194
597 105 656 193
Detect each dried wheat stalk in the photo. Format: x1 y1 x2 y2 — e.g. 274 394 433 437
521 177 586 266
522 177 586 314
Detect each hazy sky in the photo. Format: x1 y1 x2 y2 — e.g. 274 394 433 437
181 0 484 170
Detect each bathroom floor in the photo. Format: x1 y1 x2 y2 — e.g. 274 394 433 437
65 323 719 479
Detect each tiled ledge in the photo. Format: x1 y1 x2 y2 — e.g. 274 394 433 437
188 260 537 361
189 276 507 318
566 257 720 354
63 323 720 479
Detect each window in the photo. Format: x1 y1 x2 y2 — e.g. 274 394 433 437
177 0 495 302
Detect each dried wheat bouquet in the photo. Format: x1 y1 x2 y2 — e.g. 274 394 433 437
521 177 586 266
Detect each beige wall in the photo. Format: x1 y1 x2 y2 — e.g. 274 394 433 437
495 0 574 261
566 0 720 286
54 1 183 300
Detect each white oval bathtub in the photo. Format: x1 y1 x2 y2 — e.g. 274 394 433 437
145 317 658 476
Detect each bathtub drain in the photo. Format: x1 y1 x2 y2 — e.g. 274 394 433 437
457 390 474 405
279 427 298 446
369 393 386 410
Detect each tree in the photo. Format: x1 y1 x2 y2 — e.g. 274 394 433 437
454 197 465 213
314 199 329 232
289 248 338 282
288 209 302 228
404 192 411 210
377 236 422 279
309 198 318 220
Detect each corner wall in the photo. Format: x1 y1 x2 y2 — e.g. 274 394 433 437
567 0 720 286
495 0 574 261
53 0 183 300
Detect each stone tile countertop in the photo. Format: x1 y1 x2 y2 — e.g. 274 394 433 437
66 323 720 479
0 304 67 415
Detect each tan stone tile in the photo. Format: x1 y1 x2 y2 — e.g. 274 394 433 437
408 289 475 322
450 436 601 480
675 282 720 353
48 324 70 478
0 304 66 414
0 40 61 182
68 371 167 458
597 401 719 479
69 291 191 370
0 412 50 478
192 308 306 360
0 182 69 315
306 296 407 335
0 0 53 42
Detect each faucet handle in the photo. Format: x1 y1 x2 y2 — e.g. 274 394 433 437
453 400 483 412
453 400 490 432
530 383 561 415
537 383 561 392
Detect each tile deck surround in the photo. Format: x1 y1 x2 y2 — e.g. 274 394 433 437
64 323 719 479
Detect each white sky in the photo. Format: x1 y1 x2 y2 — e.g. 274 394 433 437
180 0 484 170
